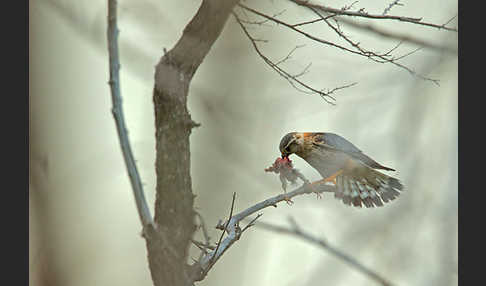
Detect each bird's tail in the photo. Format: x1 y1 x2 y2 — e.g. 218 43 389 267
334 169 404 208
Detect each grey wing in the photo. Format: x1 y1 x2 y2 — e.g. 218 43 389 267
314 132 362 153
313 133 395 171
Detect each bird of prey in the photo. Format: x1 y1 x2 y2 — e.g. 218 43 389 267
279 132 404 208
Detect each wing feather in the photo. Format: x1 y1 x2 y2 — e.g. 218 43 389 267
312 132 395 171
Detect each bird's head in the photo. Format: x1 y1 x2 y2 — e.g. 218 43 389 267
279 132 310 158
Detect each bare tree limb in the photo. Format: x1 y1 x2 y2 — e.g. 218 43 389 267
189 183 336 282
107 0 153 229
255 218 393 286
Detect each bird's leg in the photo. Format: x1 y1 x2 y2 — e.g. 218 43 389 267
300 180 321 199
308 170 343 199
311 170 344 186
283 190 294 205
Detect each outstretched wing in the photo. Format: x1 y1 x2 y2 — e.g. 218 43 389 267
312 132 395 171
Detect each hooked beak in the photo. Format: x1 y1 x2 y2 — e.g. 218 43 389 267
281 152 288 159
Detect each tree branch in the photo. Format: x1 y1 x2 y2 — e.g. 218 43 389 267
290 0 457 32
288 0 457 54
107 0 153 229
305 7 443 84
254 218 393 286
233 10 357 104
189 182 336 282
238 3 446 85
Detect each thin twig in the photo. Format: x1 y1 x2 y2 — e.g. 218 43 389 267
292 62 312 78
392 46 422 61
333 14 457 54
382 41 403 56
196 212 211 246
274 44 306 66
107 0 153 229
255 218 393 286
195 212 211 261
241 213 263 233
205 192 237 274
192 239 216 251
238 9 287 26
441 15 457 29
291 18 326 27
383 0 404 16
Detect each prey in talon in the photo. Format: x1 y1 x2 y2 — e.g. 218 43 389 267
265 156 309 204
278 132 404 208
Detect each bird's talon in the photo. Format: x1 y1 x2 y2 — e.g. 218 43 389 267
284 196 294 205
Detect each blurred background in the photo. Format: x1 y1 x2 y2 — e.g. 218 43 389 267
29 0 457 285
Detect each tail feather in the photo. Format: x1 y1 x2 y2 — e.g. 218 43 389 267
334 169 404 208
356 181 374 208
334 175 345 200
341 177 352 206
369 189 384 207
388 177 404 190
342 196 352 206
350 181 362 207
362 197 375 208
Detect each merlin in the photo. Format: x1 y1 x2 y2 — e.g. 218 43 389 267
279 132 404 208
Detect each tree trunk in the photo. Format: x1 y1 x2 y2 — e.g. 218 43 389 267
145 0 240 285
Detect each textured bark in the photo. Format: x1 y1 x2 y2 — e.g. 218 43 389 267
146 0 240 285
